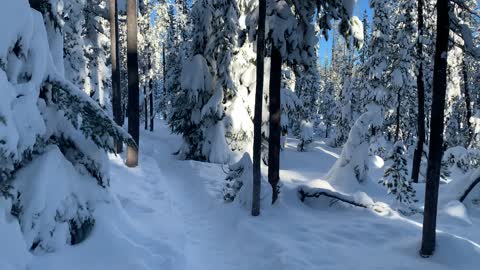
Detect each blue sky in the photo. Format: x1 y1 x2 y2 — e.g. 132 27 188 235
318 0 372 66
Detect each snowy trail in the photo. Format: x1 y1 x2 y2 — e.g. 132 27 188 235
29 120 480 270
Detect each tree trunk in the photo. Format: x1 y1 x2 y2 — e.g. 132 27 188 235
252 0 266 217
126 0 139 167
110 0 123 154
394 88 401 142
462 54 472 146
268 46 282 204
149 50 154 131
420 0 450 257
144 85 148 130
412 0 426 183
162 43 167 119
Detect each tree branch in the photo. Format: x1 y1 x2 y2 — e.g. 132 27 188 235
298 187 369 208
459 176 480 202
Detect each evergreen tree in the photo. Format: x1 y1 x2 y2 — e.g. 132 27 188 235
126 0 140 167
389 0 417 143
420 0 450 257
380 142 417 205
3 0 134 251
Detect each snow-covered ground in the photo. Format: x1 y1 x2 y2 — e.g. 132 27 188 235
27 120 480 270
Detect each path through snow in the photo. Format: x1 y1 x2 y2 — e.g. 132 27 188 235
29 120 480 270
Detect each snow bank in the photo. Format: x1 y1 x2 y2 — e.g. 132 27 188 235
441 168 480 204
12 145 104 253
0 198 31 270
327 111 382 191
223 153 271 209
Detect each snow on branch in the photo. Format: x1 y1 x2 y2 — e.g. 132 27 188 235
46 78 137 153
297 186 373 209
449 9 480 59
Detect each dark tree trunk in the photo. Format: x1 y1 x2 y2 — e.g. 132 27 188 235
162 43 167 119
110 0 123 154
268 46 282 204
420 0 450 257
144 85 148 130
149 51 154 131
412 0 426 183
126 0 139 167
394 88 401 142
252 0 266 217
462 54 473 146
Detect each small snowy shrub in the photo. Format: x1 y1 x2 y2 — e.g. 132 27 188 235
443 146 470 173
328 111 382 186
223 153 271 207
379 142 417 204
296 120 314 152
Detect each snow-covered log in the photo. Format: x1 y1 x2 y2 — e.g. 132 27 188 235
298 185 374 209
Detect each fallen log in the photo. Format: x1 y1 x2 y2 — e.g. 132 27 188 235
298 187 369 208
459 176 480 203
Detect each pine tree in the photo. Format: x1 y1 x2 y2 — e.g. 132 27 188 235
420 0 450 257
110 0 123 153
411 0 426 183
126 0 140 167
4 0 134 251
389 0 417 143
380 142 417 205
361 0 392 131
252 0 266 216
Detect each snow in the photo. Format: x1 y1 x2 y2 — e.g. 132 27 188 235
12 145 103 253
0 198 31 270
2 119 475 270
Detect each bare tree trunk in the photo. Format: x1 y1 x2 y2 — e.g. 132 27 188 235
144 85 148 130
149 50 154 131
252 0 266 217
268 46 282 204
394 88 401 142
462 54 473 146
126 0 139 167
412 0 426 183
110 0 123 153
420 0 450 257
162 43 167 119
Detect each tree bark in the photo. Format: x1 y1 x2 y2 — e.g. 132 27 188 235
412 0 426 183
144 85 148 130
126 0 139 167
462 54 472 146
420 0 450 257
252 0 266 217
110 0 123 154
149 50 154 131
162 43 167 119
394 88 401 142
268 46 282 204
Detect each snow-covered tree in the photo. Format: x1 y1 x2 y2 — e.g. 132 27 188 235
380 142 417 205
360 0 392 127
389 0 417 143
1 0 134 252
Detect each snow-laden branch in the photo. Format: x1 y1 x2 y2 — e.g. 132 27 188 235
459 175 480 202
298 186 372 208
449 11 480 59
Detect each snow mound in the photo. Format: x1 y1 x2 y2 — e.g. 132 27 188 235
327 111 382 192
441 169 480 204
0 198 31 270
223 153 271 209
12 145 105 253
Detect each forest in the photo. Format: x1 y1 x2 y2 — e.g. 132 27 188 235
0 0 479 269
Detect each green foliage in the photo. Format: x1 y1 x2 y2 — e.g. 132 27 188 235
379 142 417 205
46 79 136 153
